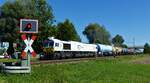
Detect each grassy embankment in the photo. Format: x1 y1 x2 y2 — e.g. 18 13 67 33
0 54 150 83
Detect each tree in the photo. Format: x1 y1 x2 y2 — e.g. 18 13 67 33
0 0 54 53
0 2 19 42
83 23 111 44
121 44 128 48
0 0 54 42
144 43 150 54
112 34 124 47
56 19 81 41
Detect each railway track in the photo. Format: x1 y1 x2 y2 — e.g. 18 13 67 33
31 57 99 65
31 54 141 65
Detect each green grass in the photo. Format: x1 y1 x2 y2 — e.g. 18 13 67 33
1 54 150 83
0 59 18 62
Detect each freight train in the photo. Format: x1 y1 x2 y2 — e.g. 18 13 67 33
0 37 143 60
40 37 143 60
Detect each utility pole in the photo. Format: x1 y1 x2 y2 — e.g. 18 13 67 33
133 37 135 54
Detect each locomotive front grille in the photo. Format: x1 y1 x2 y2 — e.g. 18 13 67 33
43 48 54 53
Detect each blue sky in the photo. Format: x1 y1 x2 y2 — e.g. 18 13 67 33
1 0 150 46
48 0 150 46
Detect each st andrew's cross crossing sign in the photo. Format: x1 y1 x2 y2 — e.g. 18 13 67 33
21 34 37 58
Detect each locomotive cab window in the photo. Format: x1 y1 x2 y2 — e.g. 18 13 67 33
43 40 54 48
63 43 71 50
55 43 59 47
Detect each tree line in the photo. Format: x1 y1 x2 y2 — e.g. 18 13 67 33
144 43 150 54
0 0 127 53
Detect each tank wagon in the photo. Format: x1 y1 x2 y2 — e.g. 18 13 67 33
122 48 129 55
113 47 123 56
97 44 113 56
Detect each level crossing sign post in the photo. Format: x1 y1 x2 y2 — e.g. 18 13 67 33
20 19 38 72
0 19 38 74
21 34 37 67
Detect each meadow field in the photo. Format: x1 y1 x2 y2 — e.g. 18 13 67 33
0 54 150 83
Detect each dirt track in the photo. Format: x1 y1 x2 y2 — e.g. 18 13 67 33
132 56 150 64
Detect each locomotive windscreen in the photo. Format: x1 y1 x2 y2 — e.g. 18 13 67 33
43 40 54 48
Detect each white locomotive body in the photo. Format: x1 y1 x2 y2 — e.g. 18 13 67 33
42 37 97 59
47 38 97 52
